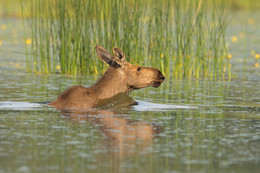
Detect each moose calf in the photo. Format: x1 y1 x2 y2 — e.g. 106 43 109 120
48 46 165 109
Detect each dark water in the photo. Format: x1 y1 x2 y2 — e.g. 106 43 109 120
0 14 260 173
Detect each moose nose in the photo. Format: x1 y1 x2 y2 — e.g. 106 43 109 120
160 75 165 81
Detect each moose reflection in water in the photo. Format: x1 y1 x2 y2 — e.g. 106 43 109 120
48 45 165 109
58 96 161 160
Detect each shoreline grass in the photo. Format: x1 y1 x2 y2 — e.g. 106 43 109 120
23 0 231 78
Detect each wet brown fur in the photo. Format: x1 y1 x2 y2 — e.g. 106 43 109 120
48 46 165 109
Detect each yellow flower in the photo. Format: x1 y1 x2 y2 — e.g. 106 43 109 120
1 24 7 30
56 65 60 70
33 61 37 65
247 18 254 25
187 55 191 58
149 55 151 59
14 40 18 45
255 63 259 68
251 50 255 55
26 38 32 45
0 40 2 46
255 54 260 59
231 36 238 43
227 54 232 59
161 53 164 58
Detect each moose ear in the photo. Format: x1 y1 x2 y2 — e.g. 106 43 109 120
95 45 113 64
113 47 126 65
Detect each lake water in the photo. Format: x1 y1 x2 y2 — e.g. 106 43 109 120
0 12 260 173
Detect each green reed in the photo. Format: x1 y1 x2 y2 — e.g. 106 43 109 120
23 0 231 78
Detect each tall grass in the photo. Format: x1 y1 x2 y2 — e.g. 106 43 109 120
23 0 231 78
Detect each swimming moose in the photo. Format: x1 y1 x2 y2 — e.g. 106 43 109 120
48 46 165 109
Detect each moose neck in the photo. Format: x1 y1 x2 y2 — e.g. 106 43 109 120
90 67 131 100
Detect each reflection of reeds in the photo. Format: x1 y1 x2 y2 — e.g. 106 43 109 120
24 0 231 78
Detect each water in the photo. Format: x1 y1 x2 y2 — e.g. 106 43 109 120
0 72 259 173
0 13 260 173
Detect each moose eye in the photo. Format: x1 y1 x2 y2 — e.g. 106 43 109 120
137 67 141 72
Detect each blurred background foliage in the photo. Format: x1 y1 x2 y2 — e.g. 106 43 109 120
0 0 259 78
1 0 260 18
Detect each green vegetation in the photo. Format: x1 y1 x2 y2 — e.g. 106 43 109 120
2 0 260 18
0 0 30 18
22 0 232 78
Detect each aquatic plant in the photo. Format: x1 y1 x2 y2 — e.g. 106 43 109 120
23 0 231 78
